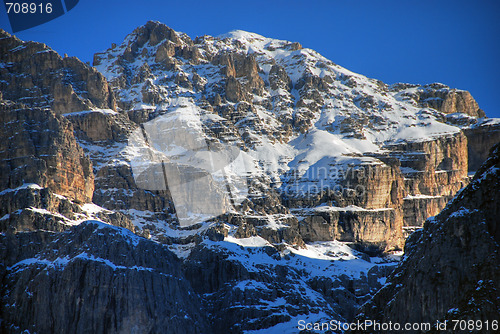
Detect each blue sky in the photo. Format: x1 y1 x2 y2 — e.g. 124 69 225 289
1 0 499 117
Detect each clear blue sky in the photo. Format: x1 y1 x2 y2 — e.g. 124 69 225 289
1 0 499 118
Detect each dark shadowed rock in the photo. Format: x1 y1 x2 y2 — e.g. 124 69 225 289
0 221 211 334
0 103 94 203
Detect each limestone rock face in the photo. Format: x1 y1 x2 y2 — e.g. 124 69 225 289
283 130 470 249
211 52 266 102
3 22 499 333
269 64 292 91
225 76 248 102
65 109 135 142
356 143 500 331
393 133 469 195
0 221 210 334
0 30 116 114
183 240 396 333
427 88 483 117
385 133 469 227
0 104 94 203
298 207 400 253
92 21 199 110
390 82 485 117
63 109 178 234
402 195 451 228
285 160 405 251
0 102 137 235
463 119 500 171
0 186 82 233
90 21 490 252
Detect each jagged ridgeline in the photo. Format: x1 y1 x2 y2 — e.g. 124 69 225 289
1 21 499 333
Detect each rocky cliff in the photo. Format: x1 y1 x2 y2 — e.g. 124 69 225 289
0 97 208 333
390 82 485 118
1 21 500 333
88 21 499 251
384 132 469 228
356 142 500 333
0 103 94 204
0 29 116 114
464 118 500 171
0 221 210 334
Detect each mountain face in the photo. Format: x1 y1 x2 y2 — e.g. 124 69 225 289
1 21 499 333
355 142 500 333
90 21 499 247
0 30 116 114
0 105 94 204
0 221 210 334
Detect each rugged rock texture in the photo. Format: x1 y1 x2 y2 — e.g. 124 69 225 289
385 133 468 197
298 207 400 253
0 221 210 334
281 159 406 251
0 101 136 235
88 21 488 251
356 143 500 333
0 184 135 234
384 133 470 227
0 186 82 233
287 130 470 246
402 195 451 228
463 119 500 171
63 109 178 235
183 239 397 333
66 109 134 142
390 82 485 118
2 22 499 333
0 29 116 113
0 103 94 203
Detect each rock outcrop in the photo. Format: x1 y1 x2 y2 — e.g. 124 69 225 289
63 109 178 235
0 29 116 114
390 82 485 118
0 103 94 203
298 206 400 254
385 132 469 227
65 109 134 142
2 22 499 333
183 237 397 333
88 21 489 252
356 143 500 332
0 101 136 235
0 221 210 334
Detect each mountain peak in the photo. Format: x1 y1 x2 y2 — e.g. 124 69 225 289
127 20 187 47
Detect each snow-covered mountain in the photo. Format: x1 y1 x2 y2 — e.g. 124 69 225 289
88 21 499 251
1 21 499 333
